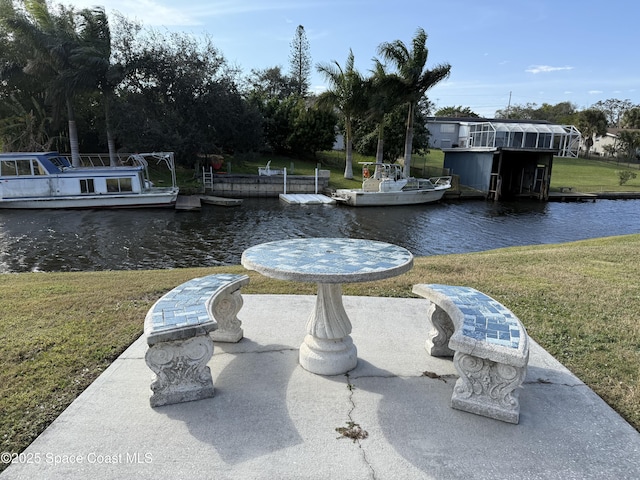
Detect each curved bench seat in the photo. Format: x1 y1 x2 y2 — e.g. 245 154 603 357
144 273 249 407
413 284 529 424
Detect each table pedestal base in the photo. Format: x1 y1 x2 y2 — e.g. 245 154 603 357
299 283 357 375
300 335 357 375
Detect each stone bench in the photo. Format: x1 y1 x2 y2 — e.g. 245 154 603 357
144 273 249 407
412 284 529 424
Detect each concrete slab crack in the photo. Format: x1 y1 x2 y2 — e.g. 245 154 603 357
334 373 377 480
524 378 586 388
212 346 299 357
349 372 457 382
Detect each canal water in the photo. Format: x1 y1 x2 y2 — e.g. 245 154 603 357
0 198 639 273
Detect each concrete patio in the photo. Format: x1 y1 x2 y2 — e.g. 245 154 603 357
2 294 639 479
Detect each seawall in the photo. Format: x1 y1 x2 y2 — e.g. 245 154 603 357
208 171 330 198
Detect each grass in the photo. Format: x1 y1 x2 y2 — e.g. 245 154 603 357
219 151 367 190
550 156 640 192
1 234 639 471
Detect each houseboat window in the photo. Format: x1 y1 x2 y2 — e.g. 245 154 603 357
80 179 95 193
32 160 45 175
17 160 32 175
120 178 133 191
50 156 71 168
1 160 18 176
106 178 133 193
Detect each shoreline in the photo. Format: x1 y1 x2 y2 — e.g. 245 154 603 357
442 189 640 202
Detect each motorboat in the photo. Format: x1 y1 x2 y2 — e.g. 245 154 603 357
0 151 179 209
332 162 451 207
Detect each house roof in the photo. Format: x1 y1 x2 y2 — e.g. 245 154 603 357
606 127 640 136
427 116 555 125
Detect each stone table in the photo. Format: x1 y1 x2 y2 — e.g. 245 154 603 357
241 238 414 375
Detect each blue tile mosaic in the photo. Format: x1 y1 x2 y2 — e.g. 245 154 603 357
427 284 522 349
242 238 413 277
149 274 245 334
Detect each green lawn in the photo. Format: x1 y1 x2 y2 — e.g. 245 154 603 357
550 156 640 192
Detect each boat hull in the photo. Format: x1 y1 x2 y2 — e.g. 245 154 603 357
333 187 448 207
0 189 179 209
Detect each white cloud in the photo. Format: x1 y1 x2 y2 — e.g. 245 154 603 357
68 0 201 26
525 65 574 74
69 0 334 27
588 90 603 95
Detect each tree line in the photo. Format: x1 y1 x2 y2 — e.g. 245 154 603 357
0 1 452 178
0 1 265 167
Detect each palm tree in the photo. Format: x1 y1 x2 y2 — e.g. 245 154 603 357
3 0 92 166
316 50 366 179
378 27 451 176
0 94 54 151
74 7 121 165
365 59 396 164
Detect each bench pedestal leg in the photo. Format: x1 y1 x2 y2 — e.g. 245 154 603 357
426 303 455 357
210 288 244 343
451 351 527 424
145 335 215 407
299 283 357 375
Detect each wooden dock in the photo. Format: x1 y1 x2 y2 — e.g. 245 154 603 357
200 195 243 207
548 191 597 202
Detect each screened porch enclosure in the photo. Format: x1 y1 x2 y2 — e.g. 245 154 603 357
467 122 580 157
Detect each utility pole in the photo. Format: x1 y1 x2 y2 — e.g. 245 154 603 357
506 91 512 118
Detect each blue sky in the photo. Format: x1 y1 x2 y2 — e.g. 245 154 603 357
69 0 639 117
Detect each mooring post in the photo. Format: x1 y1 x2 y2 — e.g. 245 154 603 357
283 168 287 194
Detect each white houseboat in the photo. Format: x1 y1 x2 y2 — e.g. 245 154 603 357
0 152 179 209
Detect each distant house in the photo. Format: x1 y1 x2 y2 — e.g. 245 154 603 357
583 128 619 157
426 117 581 200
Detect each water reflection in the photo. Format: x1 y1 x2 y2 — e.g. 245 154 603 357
0 198 638 273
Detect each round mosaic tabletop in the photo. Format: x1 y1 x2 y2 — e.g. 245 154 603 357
241 237 414 283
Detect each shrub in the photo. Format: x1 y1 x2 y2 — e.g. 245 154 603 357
617 170 638 185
